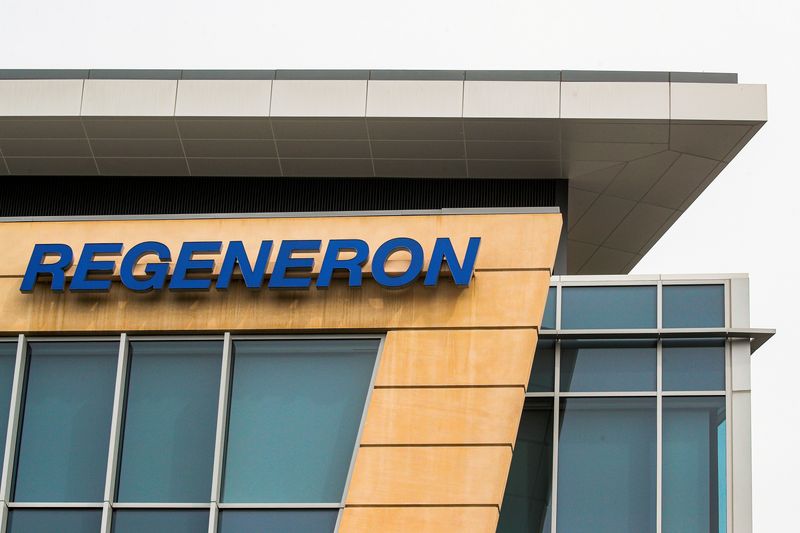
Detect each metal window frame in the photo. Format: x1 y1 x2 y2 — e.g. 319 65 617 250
660 279 731 329
526 332 731 533
0 333 383 533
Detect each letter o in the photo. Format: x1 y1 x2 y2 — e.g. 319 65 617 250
371 238 424 288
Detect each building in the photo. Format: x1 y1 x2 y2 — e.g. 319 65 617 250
0 70 773 533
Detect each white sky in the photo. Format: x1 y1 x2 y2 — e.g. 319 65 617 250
2 1 798 530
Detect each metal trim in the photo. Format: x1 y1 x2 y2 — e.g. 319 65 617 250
0 206 560 224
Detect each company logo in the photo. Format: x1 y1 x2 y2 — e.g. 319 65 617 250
20 237 481 293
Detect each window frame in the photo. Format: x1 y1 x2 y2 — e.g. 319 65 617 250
0 333 384 533
520 332 731 533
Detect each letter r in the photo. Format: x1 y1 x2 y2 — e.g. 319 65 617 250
20 243 74 293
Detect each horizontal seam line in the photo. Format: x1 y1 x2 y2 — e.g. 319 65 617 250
359 443 513 448
344 504 501 508
373 384 525 389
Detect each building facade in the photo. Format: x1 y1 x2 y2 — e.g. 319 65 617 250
0 70 772 533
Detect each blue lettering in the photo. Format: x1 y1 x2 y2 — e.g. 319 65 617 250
217 241 273 290
120 241 172 292
317 239 369 288
69 243 122 292
371 237 424 288
169 241 221 291
268 240 321 289
424 237 481 286
20 243 74 293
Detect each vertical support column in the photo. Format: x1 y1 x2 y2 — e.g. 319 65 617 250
730 339 752 533
0 335 27 533
209 332 232 533
656 340 663 533
550 340 561 533
729 277 750 329
101 334 129 533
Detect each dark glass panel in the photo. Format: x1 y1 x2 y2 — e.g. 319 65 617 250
562 285 656 329
14 342 117 502
117 341 222 502
556 397 657 533
498 399 554 533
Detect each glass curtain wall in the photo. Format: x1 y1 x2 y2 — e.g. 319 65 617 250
0 336 380 533
500 282 730 533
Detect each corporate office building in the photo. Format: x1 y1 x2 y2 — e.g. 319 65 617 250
0 69 772 533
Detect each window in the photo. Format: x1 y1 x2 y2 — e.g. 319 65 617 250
497 399 553 533
217 510 339 533
7 509 102 533
561 286 657 329
560 340 657 392
663 339 725 391
222 339 378 503
0 342 16 473
556 397 657 533
663 397 726 533
0 335 379 531
528 341 555 393
111 510 209 533
663 284 725 328
14 342 117 502
541 287 556 330
116 341 222 503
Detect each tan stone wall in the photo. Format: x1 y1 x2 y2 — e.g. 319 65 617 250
0 212 560 532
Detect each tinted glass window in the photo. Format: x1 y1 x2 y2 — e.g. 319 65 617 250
498 399 553 533
663 339 725 391
560 340 656 392
562 286 657 329
557 397 656 533
218 509 338 533
541 287 556 330
663 284 725 328
222 339 378 503
14 342 117 502
0 342 16 474
112 510 208 533
663 397 726 533
527 340 555 393
7 509 102 533
117 341 222 503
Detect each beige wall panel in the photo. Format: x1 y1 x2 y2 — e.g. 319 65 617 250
0 270 550 333
360 387 524 445
0 213 561 277
339 507 499 533
346 446 511 505
376 328 538 386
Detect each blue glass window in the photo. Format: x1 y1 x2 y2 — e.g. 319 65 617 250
498 399 553 533
218 509 338 533
7 509 102 533
663 284 725 328
663 397 726 533
222 339 378 503
560 340 656 392
663 339 725 391
527 340 555 393
541 287 556 330
117 341 222 503
14 342 117 502
561 285 657 329
112 510 209 533
557 397 657 533
0 342 16 474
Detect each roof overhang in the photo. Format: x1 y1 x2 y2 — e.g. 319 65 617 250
0 70 767 274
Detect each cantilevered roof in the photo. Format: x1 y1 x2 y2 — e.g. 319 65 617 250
0 70 767 274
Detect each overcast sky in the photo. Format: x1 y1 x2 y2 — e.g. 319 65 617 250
2 1 798 530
